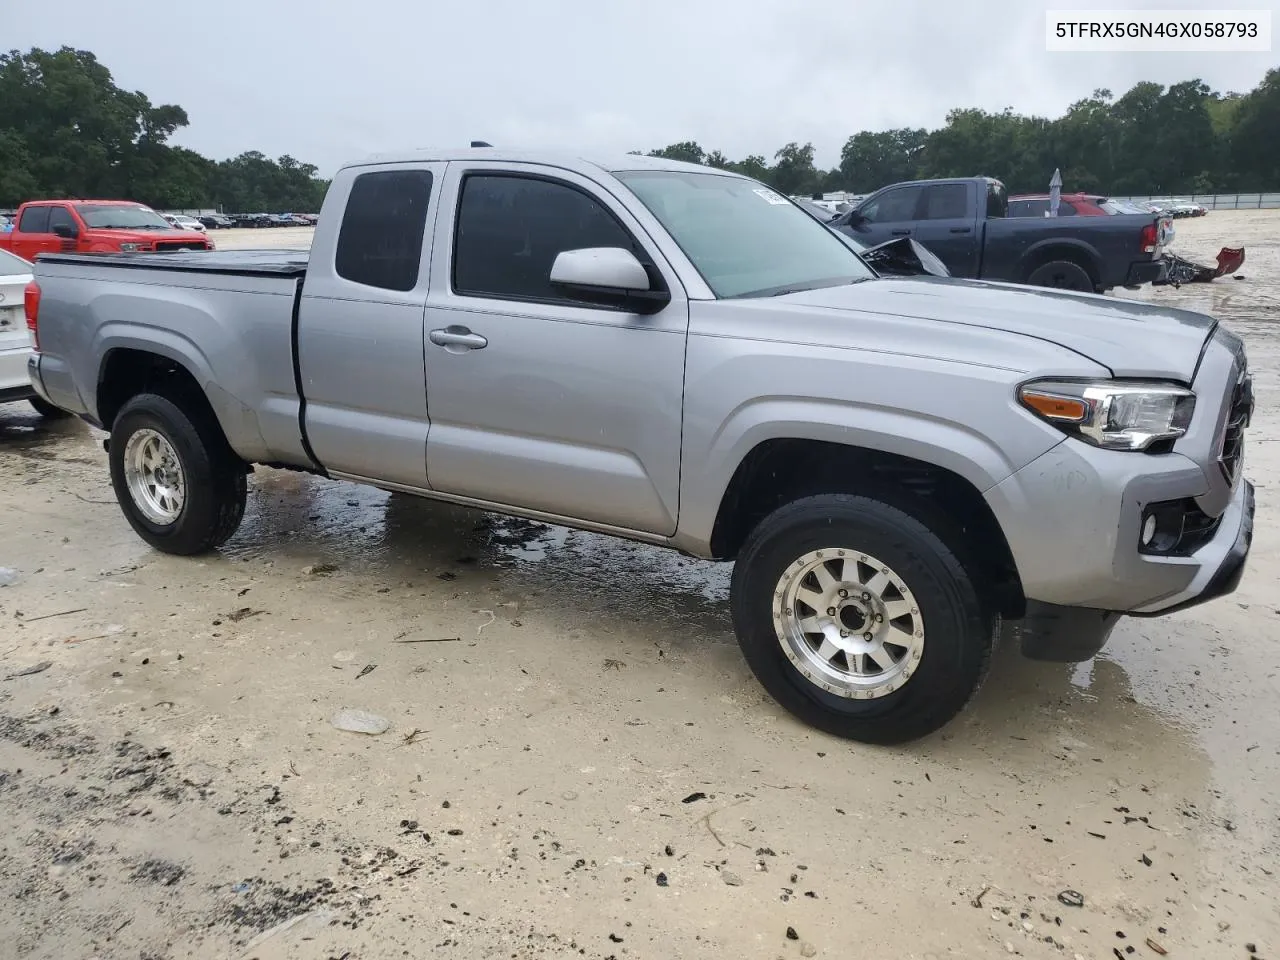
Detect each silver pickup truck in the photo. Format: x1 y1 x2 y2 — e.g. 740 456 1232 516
25 148 1255 744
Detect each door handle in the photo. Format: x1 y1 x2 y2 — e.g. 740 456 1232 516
949 227 973 234
891 229 911 236
429 326 488 351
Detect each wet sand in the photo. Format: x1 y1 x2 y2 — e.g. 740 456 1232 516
1 212 1277 959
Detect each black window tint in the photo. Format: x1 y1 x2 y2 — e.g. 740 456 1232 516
47 206 77 233
335 170 433 292
921 183 968 220
18 206 50 233
1057 201 1079 216
453 175 639 303
861 185 921 223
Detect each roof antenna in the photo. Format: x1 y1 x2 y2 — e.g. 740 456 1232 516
470 140 492 148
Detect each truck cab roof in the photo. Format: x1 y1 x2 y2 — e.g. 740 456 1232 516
349 147 737 178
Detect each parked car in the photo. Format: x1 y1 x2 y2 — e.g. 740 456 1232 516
1010 194 1175 246
0 200 213 259
162 214 208 233
25 149 1254 745
833 177 1168 291
198 215 236 230
799 199 951 279
228 213 272 228
1166 199 1208 218
0 247 69 417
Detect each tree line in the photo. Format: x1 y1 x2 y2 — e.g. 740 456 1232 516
2 46 1278 212
0 46 329 211
642 70 1280 198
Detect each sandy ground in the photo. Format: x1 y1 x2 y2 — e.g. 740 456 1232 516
1 214 1278 960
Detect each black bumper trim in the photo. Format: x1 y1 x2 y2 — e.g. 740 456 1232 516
1125 259 1167 286
1127 480 1254 618
0 383 37 404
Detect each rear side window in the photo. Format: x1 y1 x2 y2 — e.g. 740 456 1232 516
18 206 50 233
452 174 639 304
335 170 433 292
920 183 968 220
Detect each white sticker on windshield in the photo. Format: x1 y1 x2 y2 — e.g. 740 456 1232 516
752 188 790 205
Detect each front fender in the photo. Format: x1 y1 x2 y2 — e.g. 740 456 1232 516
674 395 1062 557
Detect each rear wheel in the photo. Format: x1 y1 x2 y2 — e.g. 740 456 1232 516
730 494 995 745
29 396 73 419
1026 260 1094 292
108 393 247 555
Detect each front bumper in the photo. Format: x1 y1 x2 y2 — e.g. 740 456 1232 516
1012 477 1253 662
988 326 1252 617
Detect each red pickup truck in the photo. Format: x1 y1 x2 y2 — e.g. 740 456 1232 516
0 199 213 260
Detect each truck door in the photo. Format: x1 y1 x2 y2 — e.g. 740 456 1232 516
421 162 689 536
912 182 981 277
11 206 60 261
840 183 924 248
295 162 446 487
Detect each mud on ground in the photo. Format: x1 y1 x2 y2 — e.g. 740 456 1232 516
1 212 1277 959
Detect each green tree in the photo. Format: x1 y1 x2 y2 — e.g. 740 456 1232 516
769 142 819 196
1231 68 1280 190
838 128 927 191
647 141 706 165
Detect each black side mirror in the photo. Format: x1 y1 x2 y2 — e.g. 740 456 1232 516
52 224 77 239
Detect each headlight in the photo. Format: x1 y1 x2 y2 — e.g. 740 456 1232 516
119 243 140 252
1018 380 1195 451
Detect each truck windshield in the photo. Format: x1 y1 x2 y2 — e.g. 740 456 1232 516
75 204 173 230
615 170 874 298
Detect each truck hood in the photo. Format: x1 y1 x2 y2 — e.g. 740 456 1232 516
783 277 1215 381
89 228 208 243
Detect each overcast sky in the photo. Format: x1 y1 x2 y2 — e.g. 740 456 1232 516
4 0 1278 174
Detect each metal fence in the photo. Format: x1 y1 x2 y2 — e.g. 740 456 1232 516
1114 193 1280 210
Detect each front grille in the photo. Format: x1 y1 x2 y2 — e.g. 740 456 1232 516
1219 370 1253 484
154 240 209 252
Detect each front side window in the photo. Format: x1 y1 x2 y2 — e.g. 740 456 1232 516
860 186 923 223
334 170 433 292
617 170 873 299
48 206 78 234
452 174 641 303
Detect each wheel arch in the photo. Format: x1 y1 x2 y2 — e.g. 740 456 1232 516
1018 239 1101 287
708 437 1026 619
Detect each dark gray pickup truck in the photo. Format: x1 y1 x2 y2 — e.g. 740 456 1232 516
832 177 1169 293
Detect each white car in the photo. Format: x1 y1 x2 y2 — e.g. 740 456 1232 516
162 214 207 232
0 248 69 418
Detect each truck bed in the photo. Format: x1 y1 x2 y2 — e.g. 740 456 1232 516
35 249 309 277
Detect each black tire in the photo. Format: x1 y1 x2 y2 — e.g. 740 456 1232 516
29 395 73 419
730 494 995 745
108 393 247 555
1025 260 1094 292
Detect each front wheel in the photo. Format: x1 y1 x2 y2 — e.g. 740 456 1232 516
108 393 247 555
730 494 995 745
